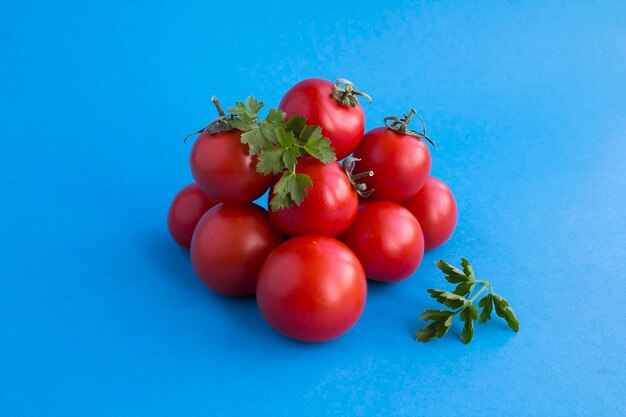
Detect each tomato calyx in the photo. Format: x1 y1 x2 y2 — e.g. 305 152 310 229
383 108 437 149
205 96 235 134
184 96 235 142
342 157 374 198
331 78 372 107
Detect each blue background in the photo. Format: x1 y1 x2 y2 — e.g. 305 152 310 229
1 1 625 415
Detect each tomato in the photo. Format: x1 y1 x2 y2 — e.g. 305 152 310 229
402 176 458 250
279 78 369 160
190 130 273 205
353 126 431 202
190 204 284 297
268 157 358 236
339 201 424 282
167 183 218 249
256 236 367 342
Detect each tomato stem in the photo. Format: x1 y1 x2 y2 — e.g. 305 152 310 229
383 109 437 149
211 96 226 118
183 96 234 142
351 171 373 180
403 108 417 125
342 157 375 198
331 78 372 107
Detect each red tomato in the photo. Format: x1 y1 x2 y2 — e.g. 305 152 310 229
353 126 431 202
402 176 458 250
339 201 424 282
190 204 284 297
279 78 366 160
256 236 367 342
167 183 218 249
268 158 358 237
190 130 273 205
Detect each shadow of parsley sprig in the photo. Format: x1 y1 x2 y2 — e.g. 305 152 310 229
227 97 336 210
416 258 519 344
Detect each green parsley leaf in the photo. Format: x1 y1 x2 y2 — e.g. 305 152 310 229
461 316 474 344
286 115 307 136
227 99 262 131
266 108 287 124
276 129 296 148
305 142 336 163
240 127 273 155
427 289 467 309
268 192 291 212
459 305 478 322
478 294 493 323
292 173 313 202
493 294 520 332
435 260 469 283
416 311 455 342
419 310 454 321
461 257 475 280
300 126 336 163
415 321 439 343
435 316 453 338
245 96 264 115
256 147 285 175
269 171 313 210
299 125 320 143
282 146 300 171
453 282 476 297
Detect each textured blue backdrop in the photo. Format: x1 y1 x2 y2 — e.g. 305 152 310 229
1 1 625 416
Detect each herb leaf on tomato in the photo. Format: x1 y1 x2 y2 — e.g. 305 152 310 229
286 115 307 136
221 96 337 210
228 97 264 131
416 258 519 344
270 171 312 211
300 125 336 163
256 147 286 175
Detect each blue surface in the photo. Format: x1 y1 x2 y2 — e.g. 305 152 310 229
1 1 625 415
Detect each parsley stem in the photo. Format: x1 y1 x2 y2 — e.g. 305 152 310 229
469 280 491 303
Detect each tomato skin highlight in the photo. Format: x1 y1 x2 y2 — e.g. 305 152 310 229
190 204 284 297
190 130 273 205
339 201 424 282
402 176 458 250
268 158 358 237
256 236 367 342
167 183 218 249
353 127 431 202
279 78 365 160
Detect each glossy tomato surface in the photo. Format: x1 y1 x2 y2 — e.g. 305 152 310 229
402 176 458 250
339 201 424 282
190 204 284 297
256 236 367 342
353 127 431 202
268 158 358 237
279 78 365 160
190 130 273 205
167 183 218 249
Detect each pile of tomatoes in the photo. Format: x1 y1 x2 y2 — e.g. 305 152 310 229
167 78 458 342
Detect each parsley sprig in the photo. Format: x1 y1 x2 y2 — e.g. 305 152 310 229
225 97 336 210
416 258 519 344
